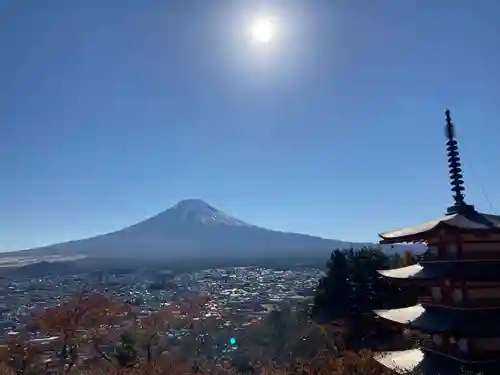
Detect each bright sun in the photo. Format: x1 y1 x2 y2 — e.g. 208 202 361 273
250 18 274 44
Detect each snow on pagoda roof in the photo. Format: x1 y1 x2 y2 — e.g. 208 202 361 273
374 304 425 325
379 212 500 242
375 305 500 336
374 349 424 374
374 349 464 374
374 304 457 332
378 264 425 279
379 262 500 280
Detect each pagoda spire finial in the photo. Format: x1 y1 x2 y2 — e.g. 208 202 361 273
445 109 474 215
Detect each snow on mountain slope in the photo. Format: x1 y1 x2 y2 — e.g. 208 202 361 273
144 199 252 227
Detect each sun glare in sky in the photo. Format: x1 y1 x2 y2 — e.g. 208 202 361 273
250 17 274 44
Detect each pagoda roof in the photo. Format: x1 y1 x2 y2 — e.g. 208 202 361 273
374 349 424 374
379 211 500 243
378 262 500 280
374 305 500 336
375 304 426 325
374 349 499 374
378 264 428 279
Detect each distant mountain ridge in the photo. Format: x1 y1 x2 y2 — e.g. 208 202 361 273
4 199 424 261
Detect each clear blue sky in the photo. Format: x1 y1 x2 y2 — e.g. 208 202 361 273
1 0 499 251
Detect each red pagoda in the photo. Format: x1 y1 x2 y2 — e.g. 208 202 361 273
373 110 500 375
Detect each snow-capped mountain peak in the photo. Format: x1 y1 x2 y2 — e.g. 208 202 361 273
6 198 423 261
169 199 251 227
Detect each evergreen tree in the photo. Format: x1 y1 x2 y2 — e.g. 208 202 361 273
312 247 419 349
113 331 138 368
312 250 350 322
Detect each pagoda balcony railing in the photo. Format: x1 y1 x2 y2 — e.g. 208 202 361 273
418 296 434 304
419 296 500 309
421 250 500 262
420 341 500 362
416 337 432 347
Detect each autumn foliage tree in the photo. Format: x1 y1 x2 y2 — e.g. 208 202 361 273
0 288 478 375
0 287 398 375
0 264 436 375
0 292 215 374
0 336 44 375
34 293 131 373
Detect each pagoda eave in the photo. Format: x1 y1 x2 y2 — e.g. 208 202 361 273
379 212 500 244
374 304 425 325
378 264 427 279
378 262 500 281
375 349 500 375
374 348 424 374
375 305 500 337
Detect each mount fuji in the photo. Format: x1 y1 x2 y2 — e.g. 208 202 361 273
5 199 411 261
